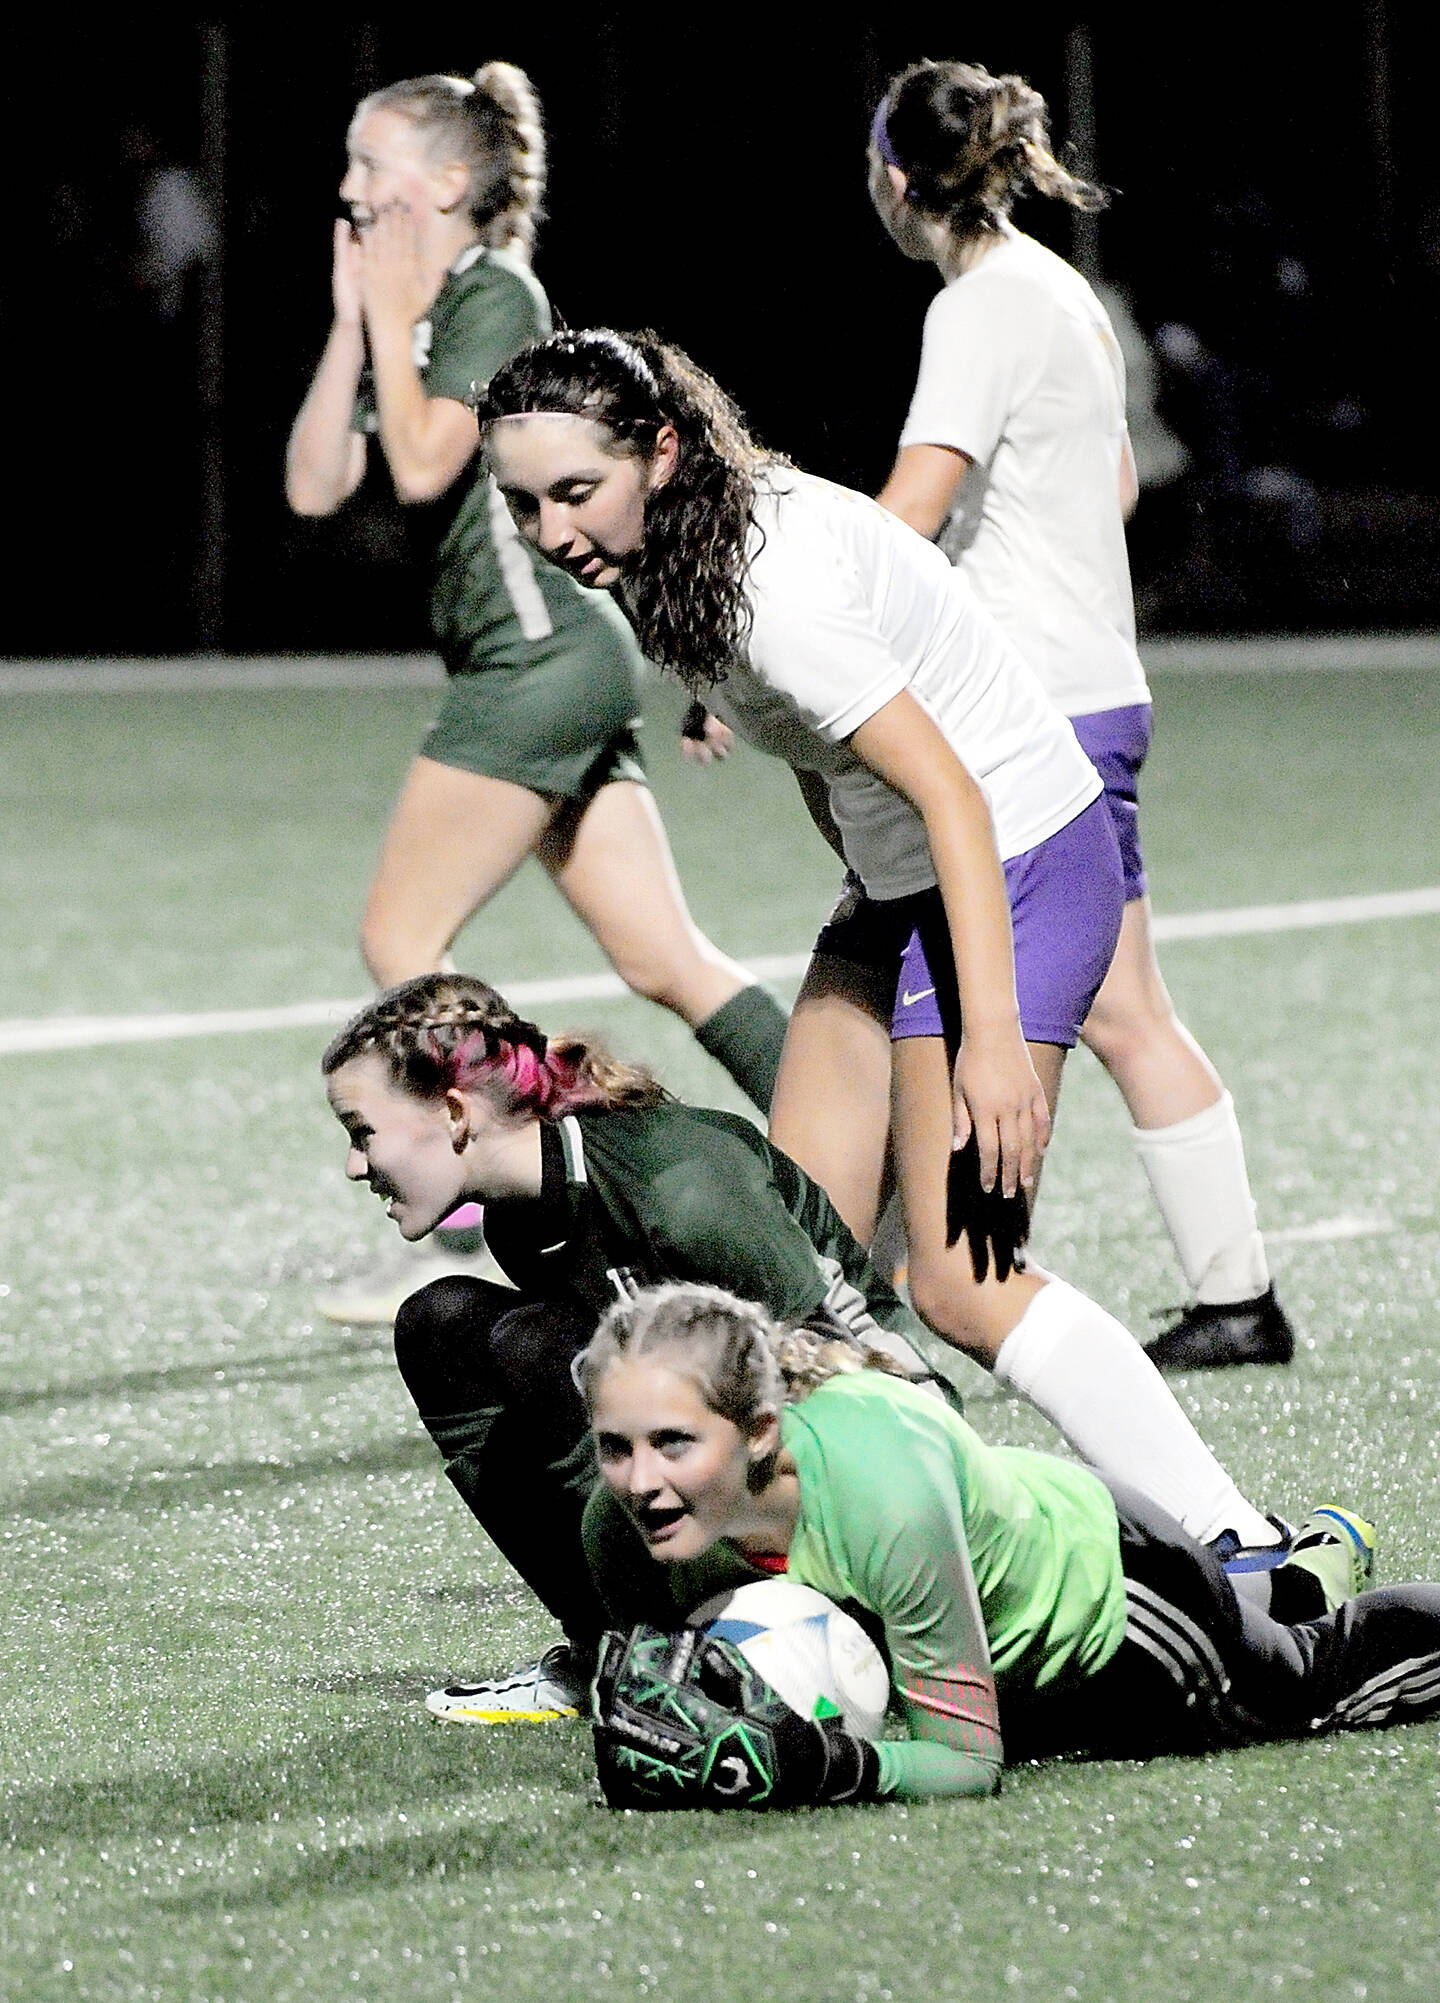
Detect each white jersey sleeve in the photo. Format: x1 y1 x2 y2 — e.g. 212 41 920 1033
741 485 911 741
900 264 1036 470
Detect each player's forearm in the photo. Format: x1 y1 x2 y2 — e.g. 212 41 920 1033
285 318 367 515
876 1737 1002 1800
367 318 472 502
929 790 1024 1042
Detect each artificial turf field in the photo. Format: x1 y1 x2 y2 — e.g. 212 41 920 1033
3 644 1440 2003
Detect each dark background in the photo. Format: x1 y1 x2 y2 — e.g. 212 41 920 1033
5 7 1434 658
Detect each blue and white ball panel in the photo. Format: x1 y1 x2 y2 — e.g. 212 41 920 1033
691 1578 890 1739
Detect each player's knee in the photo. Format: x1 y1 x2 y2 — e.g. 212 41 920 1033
906 1260 1006 1365
605 948 683 1010
393 1276 520 1412
1082 991 1175 1071
486 1301 592 1419
358 908 424 989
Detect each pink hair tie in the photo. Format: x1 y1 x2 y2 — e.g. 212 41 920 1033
505 1040 553 1110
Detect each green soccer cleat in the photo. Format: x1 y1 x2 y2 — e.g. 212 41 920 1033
1276 1506 1377 1613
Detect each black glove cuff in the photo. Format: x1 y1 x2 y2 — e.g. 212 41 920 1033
813 1722 883 1806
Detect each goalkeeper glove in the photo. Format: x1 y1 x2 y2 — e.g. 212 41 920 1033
591 1623 881 1812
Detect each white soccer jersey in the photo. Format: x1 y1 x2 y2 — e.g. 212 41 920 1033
899 226 1149 719
705 468 1100 901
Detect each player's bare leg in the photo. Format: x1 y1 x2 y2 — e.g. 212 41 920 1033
892 1033 1281 1550
540 779 788 1111
768 956 895 1245
360 757 552 986
1080 895 1291 1369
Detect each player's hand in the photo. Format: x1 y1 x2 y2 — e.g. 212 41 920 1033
331 218 364 328
951 1030 1050 1201
357 201 439 330
591 1625 879 1812
679 703 733 765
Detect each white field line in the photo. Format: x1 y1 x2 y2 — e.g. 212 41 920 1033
5 637 1440 694
1149 884 1440 940
2 892 1438 1059
0 656 445 694
1264 1215 1394 1244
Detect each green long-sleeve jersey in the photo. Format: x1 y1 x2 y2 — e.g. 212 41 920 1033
481 1104 939 1382
584 1369 1129 1800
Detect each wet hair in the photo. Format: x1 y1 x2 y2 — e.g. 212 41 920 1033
877 60 1104 241
358 61 546 258
320 972 666 1119
576 1282 909 1439
475 329 776 688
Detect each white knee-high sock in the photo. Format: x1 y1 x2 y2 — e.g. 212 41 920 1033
992 1277 1277 1547
1131 1090 1270 1303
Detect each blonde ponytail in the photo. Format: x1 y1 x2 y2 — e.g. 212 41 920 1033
471 61 546 259
359 61 547 260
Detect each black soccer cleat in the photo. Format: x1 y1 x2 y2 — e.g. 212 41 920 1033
1143 1285 1296 1372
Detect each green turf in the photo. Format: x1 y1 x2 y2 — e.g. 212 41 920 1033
4 658 1440 2000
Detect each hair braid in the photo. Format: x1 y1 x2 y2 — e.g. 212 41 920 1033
576 1283 915 1433
321 972 666 1118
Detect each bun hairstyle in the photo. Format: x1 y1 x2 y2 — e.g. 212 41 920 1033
879 60 1104 240
321 971 666 1119
476 329 775 687
359 61 546 258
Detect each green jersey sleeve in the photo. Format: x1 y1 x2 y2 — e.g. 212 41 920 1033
636 1151 838 1324
424 253 549 405
783 1383 1004 1801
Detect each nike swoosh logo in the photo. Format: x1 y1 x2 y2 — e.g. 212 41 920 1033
901 987 936 1007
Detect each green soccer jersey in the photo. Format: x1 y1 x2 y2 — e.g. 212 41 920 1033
584 1369 1129 1801
481 1104 936 1380
355 245 638 676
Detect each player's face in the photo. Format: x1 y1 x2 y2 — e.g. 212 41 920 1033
326 1053 467 1242
488 416 677 589
592 1356 774 1563
866 146 932 263
340 107 436 231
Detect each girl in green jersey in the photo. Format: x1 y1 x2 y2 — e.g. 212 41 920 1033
579 1283 1440 1810
285 63 785 1130
322 974 1358 1728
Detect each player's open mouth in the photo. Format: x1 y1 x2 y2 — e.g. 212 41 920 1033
636 1503 687 1544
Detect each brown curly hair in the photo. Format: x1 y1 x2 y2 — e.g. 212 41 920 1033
475 329 779 689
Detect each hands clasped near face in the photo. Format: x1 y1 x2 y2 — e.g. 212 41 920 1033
332 201 441 336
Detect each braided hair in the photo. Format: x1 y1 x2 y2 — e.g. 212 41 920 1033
320 972 666 1120
876 60 1104 241
576 1282 912 1437
359 60 546 258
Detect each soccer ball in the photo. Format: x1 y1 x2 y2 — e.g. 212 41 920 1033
689 1578 890 1739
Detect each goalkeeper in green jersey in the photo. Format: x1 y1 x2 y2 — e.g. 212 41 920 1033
323 974 1365 1726
578 1284 1440 1809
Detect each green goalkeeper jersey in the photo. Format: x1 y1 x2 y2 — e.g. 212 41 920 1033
584 1368 1128 1801
482 1104 936 1381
